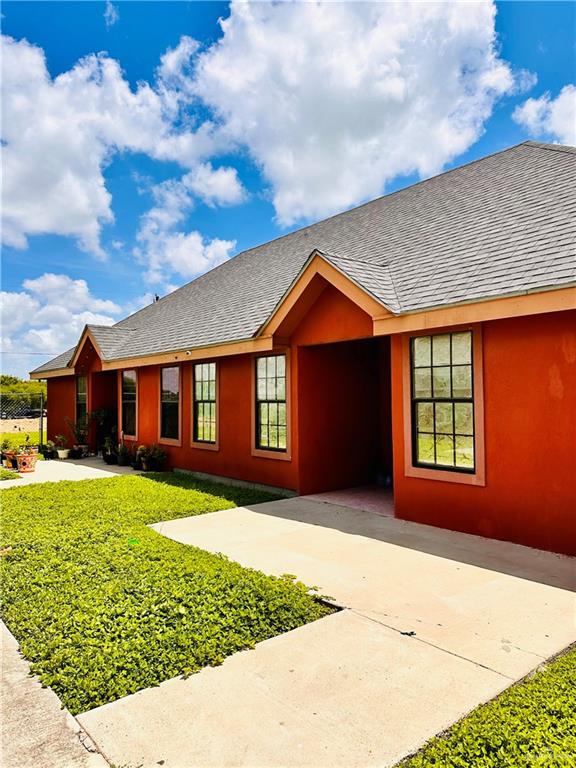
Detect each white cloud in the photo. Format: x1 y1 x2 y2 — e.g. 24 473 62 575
1 291 40 334
1 274 123 377
23 273 121 314
134 179 236 283
158 35 198 89
187 0 524 225
184 163 246 207
133 164 241 283
0 34 222 258
23 310 117 354
513 84 576 145
104 0 119 28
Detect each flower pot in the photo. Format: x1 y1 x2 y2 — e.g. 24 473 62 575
16 454 38 473
4 452 17 468
56 448 70 460
117 454 130 467
102 452 118 465
75 444 89 458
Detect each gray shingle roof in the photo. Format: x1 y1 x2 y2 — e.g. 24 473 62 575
31 141 576 375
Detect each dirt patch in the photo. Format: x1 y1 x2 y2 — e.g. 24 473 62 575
1 418 44 434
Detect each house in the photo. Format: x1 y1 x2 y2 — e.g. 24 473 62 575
31 141 576 556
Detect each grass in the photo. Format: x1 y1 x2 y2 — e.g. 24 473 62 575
401 646 576 768
0 431 41 449
0 467 20 481
1 473 332 714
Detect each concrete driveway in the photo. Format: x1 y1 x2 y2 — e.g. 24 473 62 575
78 498 575 768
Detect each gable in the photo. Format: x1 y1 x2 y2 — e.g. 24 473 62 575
290 281 375 346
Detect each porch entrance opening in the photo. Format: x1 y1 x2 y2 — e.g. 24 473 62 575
297 336 393 511
88 370 118 453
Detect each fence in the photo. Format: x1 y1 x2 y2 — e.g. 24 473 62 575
0 391 47 445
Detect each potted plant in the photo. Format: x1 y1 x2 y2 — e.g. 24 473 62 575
0 440 16 469
54 435 70 460
15 448 38 473
65 416 89 458
39 441 56 460
137 444 151 471
132 444 147 470
148 444 167 471
117 442 131 467
91 409 117 457
102 436 118 465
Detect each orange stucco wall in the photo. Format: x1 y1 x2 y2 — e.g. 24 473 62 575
46 377 76 444
391 309 576 556
291 283 374 346
127 354 300 490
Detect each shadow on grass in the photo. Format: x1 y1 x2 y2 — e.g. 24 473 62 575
142 470 285 508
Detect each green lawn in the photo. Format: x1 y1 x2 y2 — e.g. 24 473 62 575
1 431 41 449
1 474 331 714
401 645 576 768
0 467 20 481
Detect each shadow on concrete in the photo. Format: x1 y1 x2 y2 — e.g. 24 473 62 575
243 497 575 592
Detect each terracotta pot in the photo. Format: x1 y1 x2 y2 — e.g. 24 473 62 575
16 454 38 473
3 452 17 469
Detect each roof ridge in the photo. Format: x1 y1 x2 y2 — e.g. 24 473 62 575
522 140 576 155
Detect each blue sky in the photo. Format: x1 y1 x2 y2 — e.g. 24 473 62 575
1 1 575 377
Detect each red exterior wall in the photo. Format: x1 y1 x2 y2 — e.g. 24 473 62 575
290 283 374 346
128 355 300 491
391 310 576 556
46 377 76 443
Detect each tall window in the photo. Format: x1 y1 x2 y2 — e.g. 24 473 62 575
255 355 287 451
193 362 217 443
411 331 474 471
121 370 137 437
160 366 180 441
76 376 87 425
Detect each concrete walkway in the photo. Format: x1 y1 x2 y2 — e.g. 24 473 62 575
0 457 140 489
78 498 576 768
1 623 108 768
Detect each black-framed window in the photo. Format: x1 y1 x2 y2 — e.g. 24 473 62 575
193 362 216 443
121 370 137 437
76 376 87 425
255 355 287 451
160 366 180 440
411 331 475 472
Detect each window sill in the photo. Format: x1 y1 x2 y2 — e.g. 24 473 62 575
404 463 485 486
251 447 291 462
158 437 181 447
191 440 219 452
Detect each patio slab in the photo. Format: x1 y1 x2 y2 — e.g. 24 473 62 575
0 457 141 489
78 497 575 768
